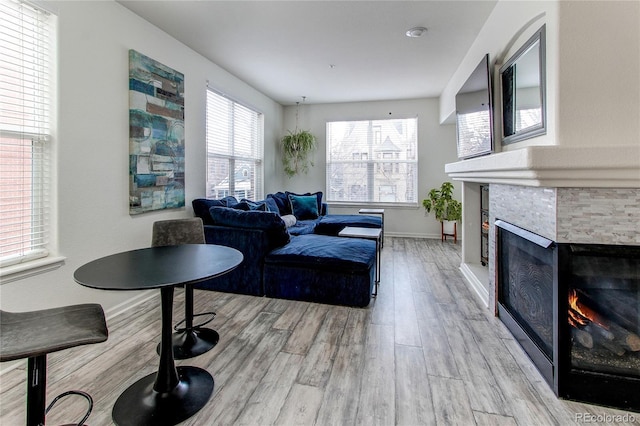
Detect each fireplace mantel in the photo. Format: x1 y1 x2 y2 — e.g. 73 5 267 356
445 145 640 187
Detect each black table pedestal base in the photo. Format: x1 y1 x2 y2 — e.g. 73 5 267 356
112 366 214 426
156 328 220 360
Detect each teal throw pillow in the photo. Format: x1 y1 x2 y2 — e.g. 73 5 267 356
288 194 319 220
285 191 322 214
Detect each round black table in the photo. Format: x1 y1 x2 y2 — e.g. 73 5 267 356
74 244 243 426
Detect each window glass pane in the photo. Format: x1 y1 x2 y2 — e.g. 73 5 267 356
326 118 418 204
0 0 53 266
233 160 259 201
206 90 263 200
206 156 230 199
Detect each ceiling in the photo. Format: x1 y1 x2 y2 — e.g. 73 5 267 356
118 1 497 105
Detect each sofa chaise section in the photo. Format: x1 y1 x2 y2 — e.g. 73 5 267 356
263 234 376 308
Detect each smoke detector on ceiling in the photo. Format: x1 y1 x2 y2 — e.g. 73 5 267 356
405 27 428 38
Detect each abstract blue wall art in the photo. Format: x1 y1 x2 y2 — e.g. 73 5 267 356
129 50 185 214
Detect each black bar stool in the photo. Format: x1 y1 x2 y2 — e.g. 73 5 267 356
0 304 108 426
152 218 219 359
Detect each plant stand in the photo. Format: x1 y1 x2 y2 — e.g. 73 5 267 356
441 221 457 244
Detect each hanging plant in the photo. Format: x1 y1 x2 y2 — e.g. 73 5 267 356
282 130 316 177
281 99 316 178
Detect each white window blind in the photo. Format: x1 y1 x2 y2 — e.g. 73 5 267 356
326 118 418 204
0 0 53 267
206 89 263 201
457 110 491 152
515 108 542 133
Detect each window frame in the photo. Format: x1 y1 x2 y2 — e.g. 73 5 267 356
0 0 63 282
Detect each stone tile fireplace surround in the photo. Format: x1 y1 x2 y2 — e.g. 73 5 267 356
446 145 640 410
487 185 640 312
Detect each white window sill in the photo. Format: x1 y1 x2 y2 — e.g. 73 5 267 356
326 202 420 210
0 256 66 284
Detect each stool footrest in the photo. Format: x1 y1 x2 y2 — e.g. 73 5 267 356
45 390 93 426
173 311 216 333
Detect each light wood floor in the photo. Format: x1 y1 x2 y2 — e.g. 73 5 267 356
1 238 637 425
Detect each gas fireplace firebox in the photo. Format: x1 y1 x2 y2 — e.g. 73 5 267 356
496 220 640 412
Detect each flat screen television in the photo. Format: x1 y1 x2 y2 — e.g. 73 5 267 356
455 54 494 159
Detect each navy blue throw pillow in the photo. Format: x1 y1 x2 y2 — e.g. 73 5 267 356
267 192 291 215
263 197 280 215
228 201 250 211
220 195 238 206
240 199 269 211
192 198 226 225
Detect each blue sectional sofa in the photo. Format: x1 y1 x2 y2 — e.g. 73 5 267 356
191 192 381 307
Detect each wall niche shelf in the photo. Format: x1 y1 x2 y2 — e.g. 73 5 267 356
480 185 489 266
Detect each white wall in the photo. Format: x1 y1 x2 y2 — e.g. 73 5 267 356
0 1 283 314
557 0 639 148
278 98 457 238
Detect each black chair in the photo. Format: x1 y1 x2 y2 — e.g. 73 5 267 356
152 217 219 359
0 304 108 426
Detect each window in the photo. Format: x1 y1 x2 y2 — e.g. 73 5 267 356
0 0 54 267
326 118 418 204
205 89 263 201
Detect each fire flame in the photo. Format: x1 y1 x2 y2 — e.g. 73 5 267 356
568 289 609 330
568 290 589 327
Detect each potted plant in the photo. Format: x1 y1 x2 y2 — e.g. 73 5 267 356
422 181 462 242
281 129 316 177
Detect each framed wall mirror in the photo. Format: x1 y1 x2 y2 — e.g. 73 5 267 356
500 25 546 145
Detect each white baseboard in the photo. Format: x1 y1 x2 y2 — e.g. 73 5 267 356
459 262 490 308
385 231 461 241
104 291 158 321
